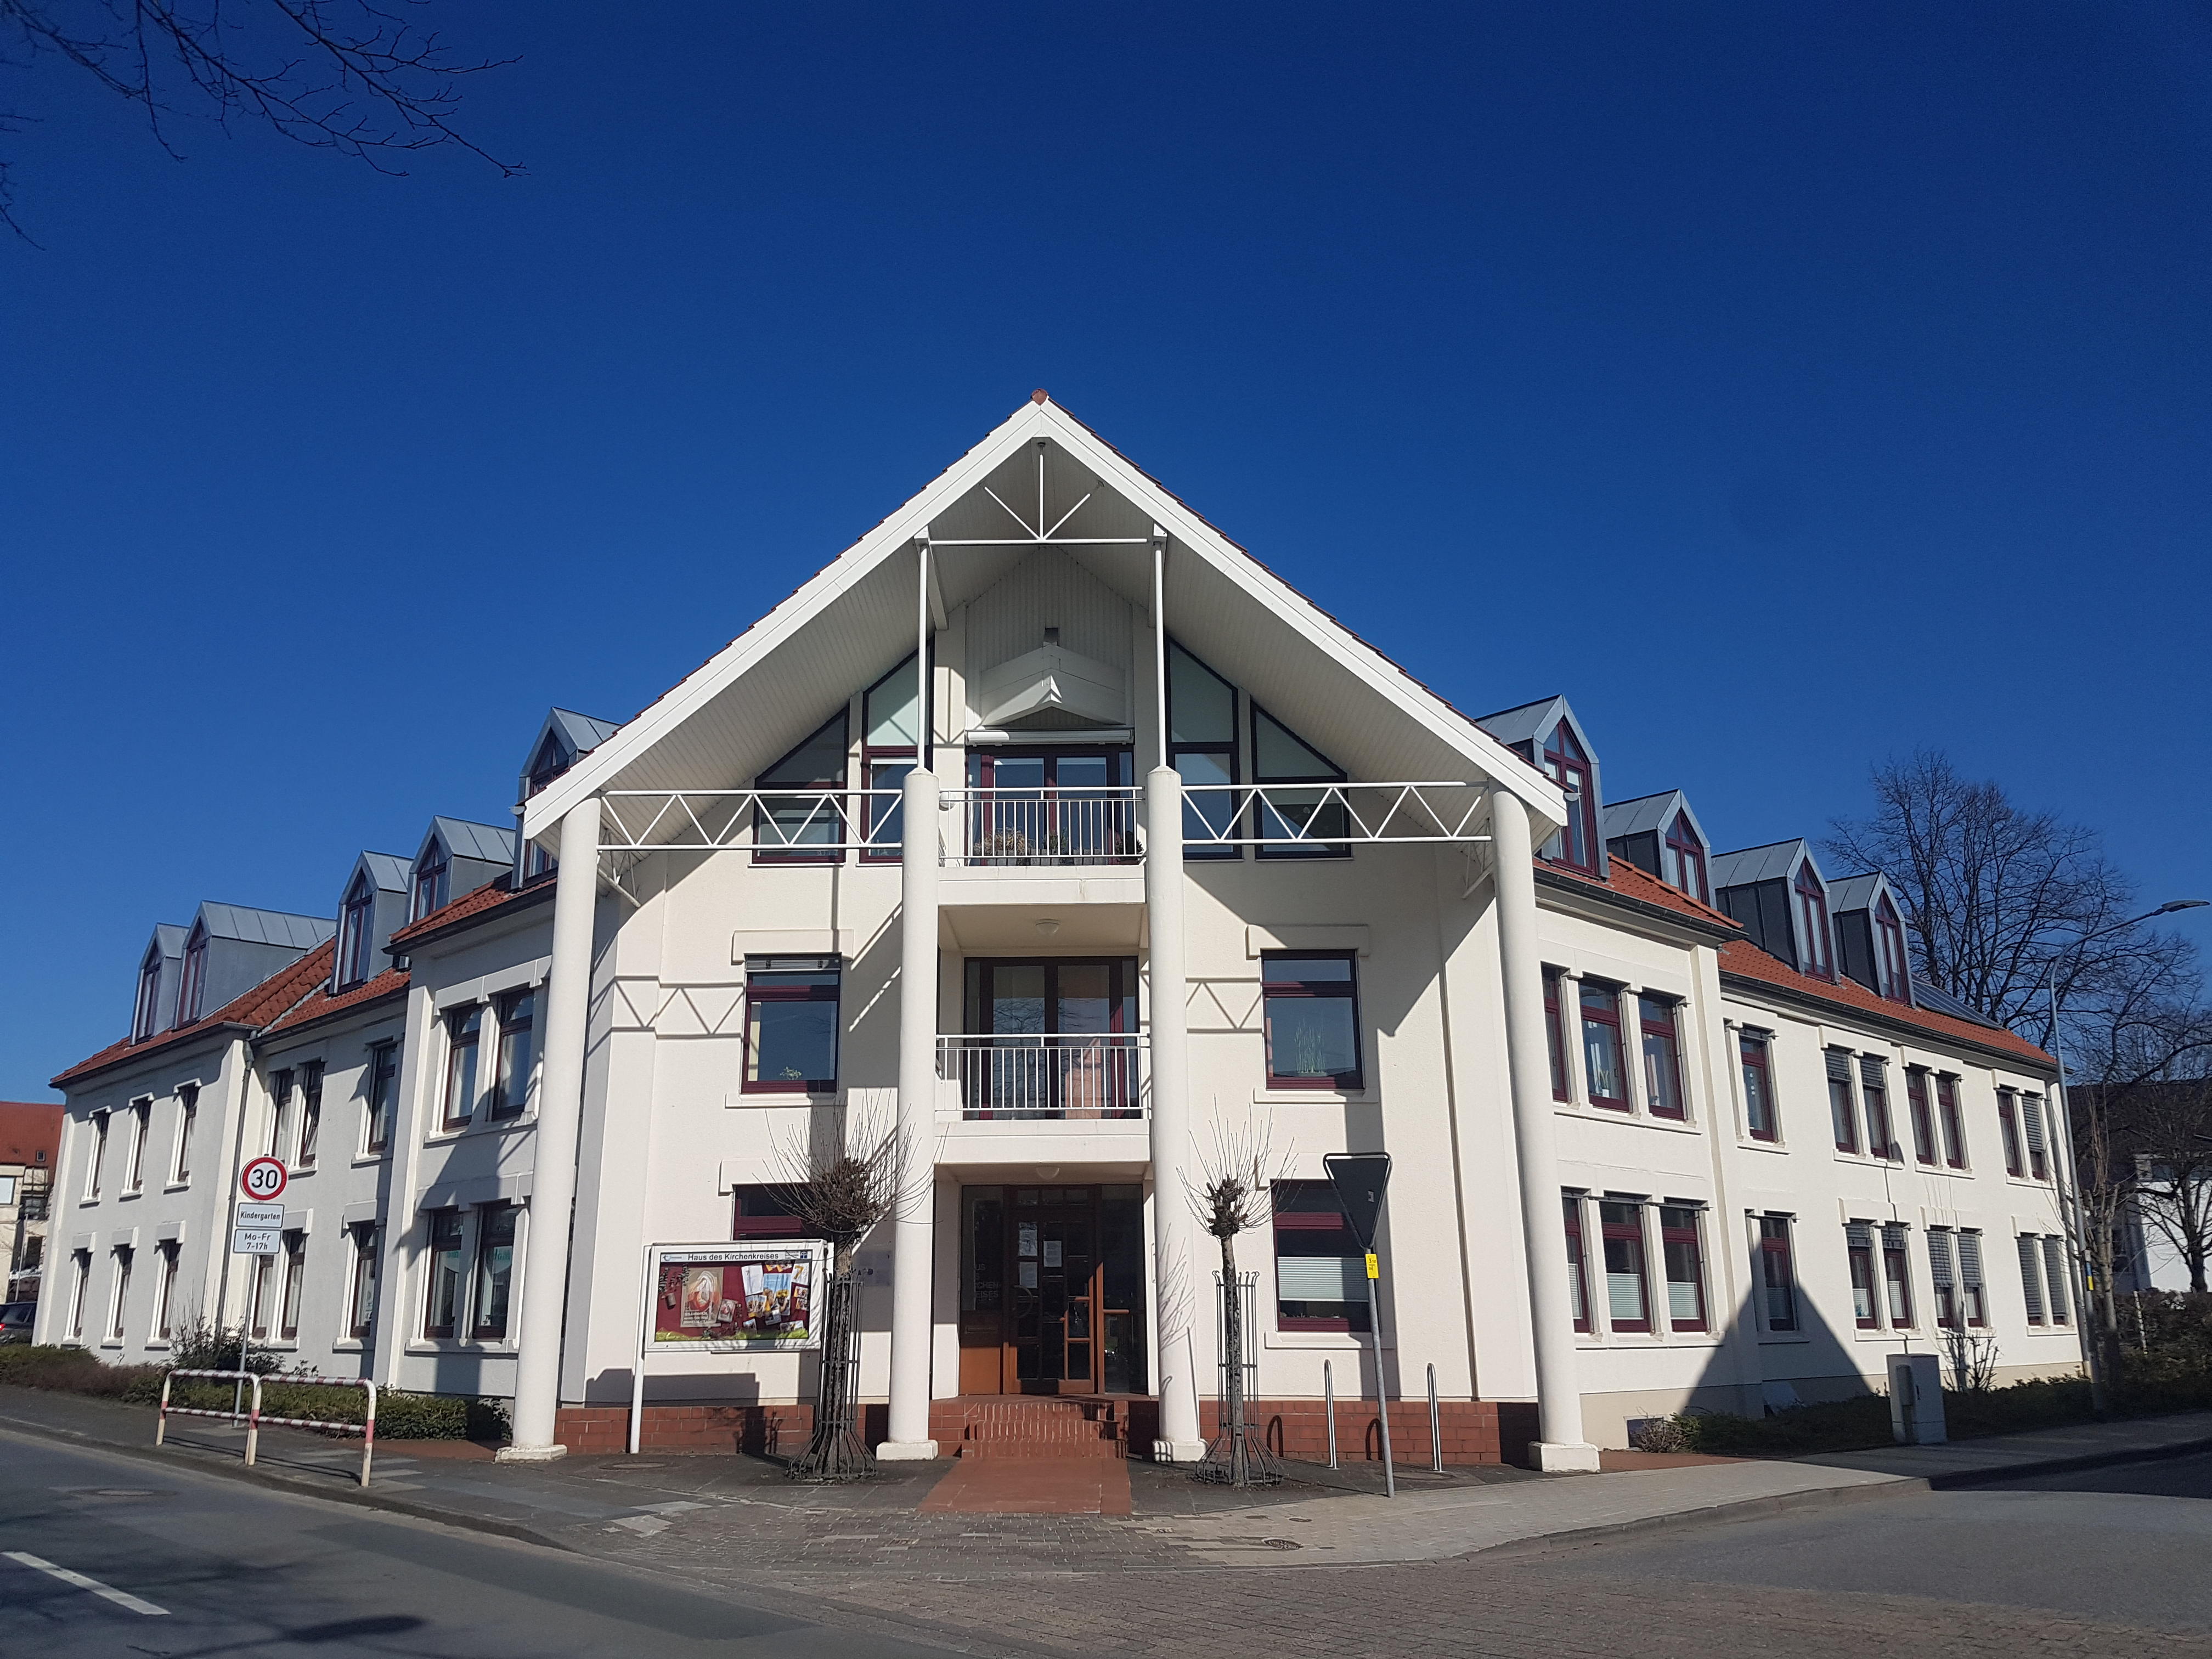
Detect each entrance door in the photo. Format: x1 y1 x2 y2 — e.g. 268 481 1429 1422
958 1184 1148 1395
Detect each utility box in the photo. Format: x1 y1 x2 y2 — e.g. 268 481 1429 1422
1888 1353 1946 1445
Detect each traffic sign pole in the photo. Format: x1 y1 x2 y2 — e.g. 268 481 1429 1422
229 1160 287 1415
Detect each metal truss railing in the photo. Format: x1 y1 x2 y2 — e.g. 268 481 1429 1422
599 789 907 854
1180 782 1492 847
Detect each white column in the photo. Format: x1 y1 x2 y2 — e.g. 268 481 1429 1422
1491 794 1601 1472
879 764 941 1459
1146 768 1206 1460
501 794 601 1461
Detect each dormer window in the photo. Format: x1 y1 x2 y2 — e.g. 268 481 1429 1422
176 923 210 1025
527 733 574 798
132 946 165 1042
337 873 378 989
1539 724 1597 873
1663 814 1708 903
413 844 450 922
1874 894 1910 1003
1795 866 1833 980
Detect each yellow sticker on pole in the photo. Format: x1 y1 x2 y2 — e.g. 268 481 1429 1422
1365 1252 1380 1280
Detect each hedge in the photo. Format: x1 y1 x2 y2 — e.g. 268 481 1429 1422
0 1346 508 1441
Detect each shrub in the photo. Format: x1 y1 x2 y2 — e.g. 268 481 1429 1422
0 1344 166 1402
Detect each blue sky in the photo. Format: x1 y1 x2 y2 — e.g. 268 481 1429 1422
4 4 2208 1099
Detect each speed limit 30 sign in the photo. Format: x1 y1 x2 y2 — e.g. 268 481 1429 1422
240 1156 289 1202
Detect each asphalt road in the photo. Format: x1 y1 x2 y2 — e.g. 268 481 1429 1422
1523 1449 2212 1635
0 1435 969 1659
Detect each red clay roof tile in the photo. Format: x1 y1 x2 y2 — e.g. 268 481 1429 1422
52 941 337 1088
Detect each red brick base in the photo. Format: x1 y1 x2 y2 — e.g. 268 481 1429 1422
553 1402 889 1456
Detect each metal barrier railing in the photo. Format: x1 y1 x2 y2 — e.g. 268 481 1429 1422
945 788 1143 865
935 1034 1146 1119
157 1369 379 1487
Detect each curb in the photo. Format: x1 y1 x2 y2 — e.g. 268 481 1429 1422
1475 1435 2212 1561
0 1413 571 1553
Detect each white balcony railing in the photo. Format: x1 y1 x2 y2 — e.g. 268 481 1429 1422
945 788 1144 867
936 1034 1148 1120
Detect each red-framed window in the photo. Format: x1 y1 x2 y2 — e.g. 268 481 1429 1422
862 653 921 862
173 1083 198 1182
1579 981 1628 1111
1599 1200 1650 1332
1928 1228 1960 1328
733 1184 816 1239
1846 1223 1878 1328
965 746 1137 863
269 1069 294 1159
441 1007 482 1129
471 1203 519 1340
177 922 209 1025
1170 641 1242 860
2022 1094 2050 1181
278 1232 306 1342
1564 1194 1590 1333
1795 866 1833 980
155 1240 180 1341
742 957 842 1093
1261 952 1363 1090
365 1043 397 1155
1860 1057 1898 1161
1997 1088 2024 1177
753 710 849 864
488 989 535 1121
1544 969 1570 1102
413 841 450 921
337 872 378 989
1639 995 1686 1119
1250 703 1350 859
423 1210 465 1338
1882 1224 1914 1328
1273 1181 1370 1332
1959 1229 1988 1326
1874 895 1910 1003
2017 1233 2046 1324
1539 723 1599 874
1660 1206 1707 1331
296 1062 323 1170
1937 1073 1967 1169
1826 1049 1860 1153
348 1223 379 1341
133 945 166 1041
1758 1215 1797 1331
1740 1030 1778 1141
1905 1067 1938 1165
1663 812 1708 904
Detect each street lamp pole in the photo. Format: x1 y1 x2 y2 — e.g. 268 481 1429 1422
2041 900 2208 1418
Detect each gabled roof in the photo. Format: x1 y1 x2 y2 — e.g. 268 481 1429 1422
351 852 411 894
546 708 622 753
522 396 1566 850
1474 696 1567 751
1541 850 1743 936
190 902 334 950
142 923 187 964
386 871 550 954
53 941 335 1088
1720 936 2050 1069
419 817 515 868
1827 872 1892 913
262 967 410 1039
1710 839 1822 889
1601 788 1707 847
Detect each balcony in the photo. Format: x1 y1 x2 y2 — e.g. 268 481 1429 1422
945 788 1143 867
936 1034 1147 1121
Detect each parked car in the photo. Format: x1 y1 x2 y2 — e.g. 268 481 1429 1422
0 1302 37 1344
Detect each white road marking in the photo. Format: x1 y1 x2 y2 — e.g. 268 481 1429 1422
2 1550 170 1616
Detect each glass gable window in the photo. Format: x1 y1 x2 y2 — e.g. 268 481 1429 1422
862 654 920 860
1260 953 1362 1089
743 957 840 1093
413 842 450 921
337 873 377 988
1663 812 1709 903
1794 866 1833 980
1579 981 1628 1110
1639 995 1685 1119
1740 1030 1778 1141
1169 642 1239 857
1273 1180 1370 1331
754 710 849 862
1250 705 1348 858
1539 723 1598 874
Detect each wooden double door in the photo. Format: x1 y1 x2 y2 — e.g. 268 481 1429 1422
958 1183 1148 1395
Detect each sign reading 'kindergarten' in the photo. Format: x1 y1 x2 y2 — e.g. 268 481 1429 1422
649 1243 828 1351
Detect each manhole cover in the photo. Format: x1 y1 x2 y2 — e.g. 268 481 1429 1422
1259 1537 1302 1551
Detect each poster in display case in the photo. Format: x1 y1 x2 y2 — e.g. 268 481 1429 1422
648 1242 828 1350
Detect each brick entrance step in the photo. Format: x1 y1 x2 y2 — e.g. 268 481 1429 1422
930 1396 1140 1460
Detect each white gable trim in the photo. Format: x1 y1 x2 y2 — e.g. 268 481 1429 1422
525 400 1565 839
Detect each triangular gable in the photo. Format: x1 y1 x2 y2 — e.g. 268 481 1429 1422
524 396 1565 849
1710 838 1823 891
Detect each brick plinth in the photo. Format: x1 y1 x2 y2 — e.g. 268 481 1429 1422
552 1402 889 1456
1199 1397 1537 1466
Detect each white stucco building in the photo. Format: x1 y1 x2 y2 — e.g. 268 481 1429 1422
44 396 2082 1465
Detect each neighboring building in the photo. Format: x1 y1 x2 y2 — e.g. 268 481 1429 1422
43 395 2079 1464
1 1103 63 1304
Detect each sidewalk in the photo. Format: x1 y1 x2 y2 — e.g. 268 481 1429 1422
5 1384 2210 1579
